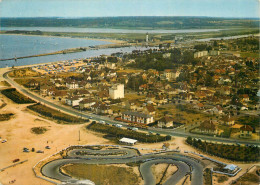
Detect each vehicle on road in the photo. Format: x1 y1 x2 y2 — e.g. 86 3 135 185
115 124 122 128
132 127 138 131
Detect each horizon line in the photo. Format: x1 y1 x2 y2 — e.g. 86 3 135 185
1 15 259 19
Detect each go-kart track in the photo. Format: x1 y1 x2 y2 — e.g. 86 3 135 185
40 145 204 185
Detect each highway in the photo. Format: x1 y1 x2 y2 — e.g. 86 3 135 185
41 147 203 185
3 71 260 146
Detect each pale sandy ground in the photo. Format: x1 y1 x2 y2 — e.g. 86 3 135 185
152 163 177 184
0 94 110 185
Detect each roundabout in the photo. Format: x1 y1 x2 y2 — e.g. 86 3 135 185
39 145 204 185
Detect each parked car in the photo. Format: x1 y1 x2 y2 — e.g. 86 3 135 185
2 139 7 143
12 159 20 163
36 150 44 153
132 127 138 131
45 146 51 149
23 147 30 152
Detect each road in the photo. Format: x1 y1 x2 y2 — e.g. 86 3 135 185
3 71 260 146
41 146 203 185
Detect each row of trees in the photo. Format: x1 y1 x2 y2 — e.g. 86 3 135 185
186 137 259 161
1 88 35 104
87 122 171 143
27 103 86 124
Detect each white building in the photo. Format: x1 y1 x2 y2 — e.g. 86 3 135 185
194 51 208 58
65 96 83 107
119 137 137 145
121 111 154 124
164 69 180 81
109 84 124 99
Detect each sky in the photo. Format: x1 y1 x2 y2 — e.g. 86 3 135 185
0 0 259 18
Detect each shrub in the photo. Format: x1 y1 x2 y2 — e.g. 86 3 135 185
1 88 35 104
0 113 14 121
31 127 47 134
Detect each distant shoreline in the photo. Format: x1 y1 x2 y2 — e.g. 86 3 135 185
0 32 125 44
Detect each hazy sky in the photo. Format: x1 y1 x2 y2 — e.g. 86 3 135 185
0 0 259 18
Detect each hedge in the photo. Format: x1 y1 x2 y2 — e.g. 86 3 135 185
27 103 86 124
1 88 35 104
186 137 259 162
87 122 171 143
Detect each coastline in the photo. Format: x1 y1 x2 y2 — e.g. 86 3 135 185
0 33 130 62
0 32 126 44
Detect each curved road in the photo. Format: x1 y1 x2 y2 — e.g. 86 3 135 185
41 147 203 185
67 148 138 159
140 159 190 185
3 71 260 146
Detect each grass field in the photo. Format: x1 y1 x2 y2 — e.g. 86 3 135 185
61 164 140 185
9 68 40 78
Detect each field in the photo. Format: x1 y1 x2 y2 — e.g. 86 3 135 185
157 104 209 125
60 163 140 185
1 88 36 104
27 103 87 124
9 68 40 78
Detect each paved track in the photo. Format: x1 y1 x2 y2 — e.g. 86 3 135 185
41 147 203 185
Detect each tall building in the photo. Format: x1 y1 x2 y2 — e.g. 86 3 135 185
109 84 124 99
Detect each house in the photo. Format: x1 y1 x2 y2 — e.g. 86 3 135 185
158 116 174 128
65 96 83 107
240 125 253 138
109 84 124 99
121 111 154 124
70 89 90 97
163 69 180 81
221 115 235 125
91 102 112 115
211 105 223 114
197 120 217 135
96 91 109 101
66 79 79 89
240 94 250 102
79 99 96 110
194 103 205 110
40 85 49 96
220 86 231 95
145 104 156 115
28 79 39 88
